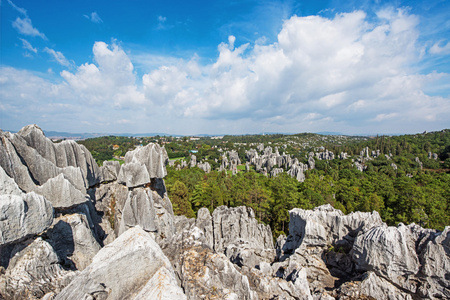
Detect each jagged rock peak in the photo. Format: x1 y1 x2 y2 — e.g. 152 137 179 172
117 143 168 188
55 226 185 300
285 204 383 252
0 125 100 191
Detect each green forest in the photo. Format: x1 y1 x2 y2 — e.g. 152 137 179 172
79 130 450 236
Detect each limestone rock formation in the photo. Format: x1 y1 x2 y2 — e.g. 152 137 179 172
0 191 53 246
55 226 184 300
35 174 88 209
353 223 450 298
118 188 157 235
212 206 274 253
122 143 168 179
285 204 383 252
46 213 101 271
0 237 77 299
100 160 121 182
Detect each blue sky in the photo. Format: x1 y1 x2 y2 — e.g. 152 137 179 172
1 0 449 135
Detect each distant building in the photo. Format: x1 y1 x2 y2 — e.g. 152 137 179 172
112 145 120 150
189 150 198 153
190 137 200 141
211 136 224 140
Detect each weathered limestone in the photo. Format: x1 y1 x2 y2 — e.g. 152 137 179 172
55 226 182 300
0 192 53 246
285 204 383 253
353 223 450 298
0 238 77 299
100 160 121 182
46 213 101 271
212 206 274 253
0 165 21 196
118 188 157 235
35 174 88 209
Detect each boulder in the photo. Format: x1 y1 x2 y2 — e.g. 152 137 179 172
285 204 383 253
212 206 273 253
0 237 76 299
352 223 420 293
55 226 184 300
100 160 121 182
118 188 157 236
0 192 53 246
46 213 101 271
35 174 88 209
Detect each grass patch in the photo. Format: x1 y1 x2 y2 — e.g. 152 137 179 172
237 164 246 170
171 157 186 161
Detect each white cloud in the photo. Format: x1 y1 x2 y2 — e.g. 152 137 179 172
12 17 46 39
2 9 449 134
61 41 145 107
84 12 103 23
44 47 72 67
19 38 37 53
140 9 449 133
6 0 27 15
430 41 450 55
156 15 168 30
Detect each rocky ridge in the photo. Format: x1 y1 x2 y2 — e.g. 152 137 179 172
0 125 448 299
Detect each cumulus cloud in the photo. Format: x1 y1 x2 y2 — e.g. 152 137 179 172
84 12 103 23
12 17 46 39
2 9 449 134
44 47 72 66
61 41 145 106
141 9 449 133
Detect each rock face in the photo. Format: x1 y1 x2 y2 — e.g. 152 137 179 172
285 204 383 252
116 143 168 188
353 223 450 299
118 188 157 235
0 237 77 299
212 206 274 253
0 191 53 246
55 226 184 300
46 213 101 271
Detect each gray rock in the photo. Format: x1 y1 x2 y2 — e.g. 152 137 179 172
118 188 157 235
195 207 213 249
133 266 186 300
55 226 183 300
359 271 413 300
352 223 420 293
100 160 121 182
0 127 96 193
122 143 168 179
46 213 101 271
285 204 382 253
180 246 258 300
420 226 450 298
117 162 150 188
0 192 53 246
35 173 88 209
212 206 274 253
0 237 77 299
17 125 100 188
0 165 21 196
189 154 197 168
